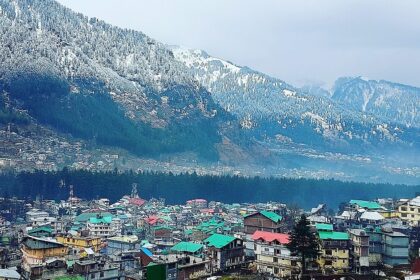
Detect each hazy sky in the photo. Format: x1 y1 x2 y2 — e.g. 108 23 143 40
57 0 420 88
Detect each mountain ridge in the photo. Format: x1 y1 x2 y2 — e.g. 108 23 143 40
0 0 418 184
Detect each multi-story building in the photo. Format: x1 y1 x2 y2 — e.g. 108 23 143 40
86 215 116 238
397 196 420 226
348 229 369 274
25 210 49 223
382 228 409 266
186 199 207 209
365 226 383 267
203 233 245 272
56 235 101 253
73 259 120 280
106 235 139 255
244 211 283 234
21 236 68 279
317 230 351 273
252 230 299 278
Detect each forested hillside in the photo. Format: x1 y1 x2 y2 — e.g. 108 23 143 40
0 169 418 208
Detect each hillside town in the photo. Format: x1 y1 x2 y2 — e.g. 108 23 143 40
0 184 419 280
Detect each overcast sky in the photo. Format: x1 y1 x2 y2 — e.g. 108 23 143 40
57 0 420 88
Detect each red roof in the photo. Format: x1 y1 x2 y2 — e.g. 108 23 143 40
129 197 146 207
144 216 162 225
252 231 290 244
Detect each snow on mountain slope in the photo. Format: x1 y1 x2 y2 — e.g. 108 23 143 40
171 46 418 151
332 77 420 128
0 0 232 161
0 0 418 183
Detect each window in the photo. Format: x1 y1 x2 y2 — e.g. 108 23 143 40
325 260 332 265
325 249 332 255
100 272 104 278
401 213 407 217
91 274 95 279
401 206 407 211
411 208 415 212
273 257 278 263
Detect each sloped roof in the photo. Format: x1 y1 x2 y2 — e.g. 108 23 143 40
128 197 146 207
315 223 333 231
28 226 53 234
408 196 420 207
22 236 65 249
360 211 384 221
252 230 290 244
318 231 349 240
171 242 203 253
89 216 112 224
204 233 235 249
75 212 112 222
349 200 382 210
245 211 282 223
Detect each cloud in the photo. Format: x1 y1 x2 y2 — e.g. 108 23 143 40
57 0 420 88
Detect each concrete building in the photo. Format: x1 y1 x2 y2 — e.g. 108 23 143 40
106 235 139 255
203 233 244 272
382 229 409 266
252 231 299 278
317 229 351 273
348 229 370 274
244 211 283 235
56 235 102 253
398 196 420 226
73 259 120 280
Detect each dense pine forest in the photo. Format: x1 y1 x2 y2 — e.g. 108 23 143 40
0 169 418 208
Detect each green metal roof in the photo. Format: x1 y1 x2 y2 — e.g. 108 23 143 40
171 242 203 253
315 223 333 231
349 200 382 210
89 216 112 224
204 233 235 249
28 226 53 234
55 275 84 280
260 211 283 223
153 225 173 231
246 211 282 223
75 212 112 222
319 231 349 240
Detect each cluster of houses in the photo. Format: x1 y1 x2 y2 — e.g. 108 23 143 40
0 188 419 280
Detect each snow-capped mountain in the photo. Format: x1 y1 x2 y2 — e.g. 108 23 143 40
171 47 417 151
0 0 418 183
0 0 232 161
332 77 419 128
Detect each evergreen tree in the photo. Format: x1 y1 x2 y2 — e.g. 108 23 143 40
287 214 319 276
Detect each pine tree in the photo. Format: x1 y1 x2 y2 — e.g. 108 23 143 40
287 214 319 276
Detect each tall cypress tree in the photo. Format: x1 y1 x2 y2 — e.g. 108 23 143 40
287 214 319 276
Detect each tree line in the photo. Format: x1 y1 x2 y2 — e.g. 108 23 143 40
0 169 418 209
